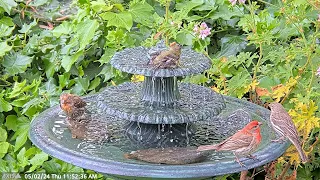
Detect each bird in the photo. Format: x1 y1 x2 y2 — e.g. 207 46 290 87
59 93 109 143
197 120 263 166
124 147 209 165
148 42 182 69
268 102 308 163
60 93 87 122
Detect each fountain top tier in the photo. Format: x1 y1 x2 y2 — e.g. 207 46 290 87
110 41 211 77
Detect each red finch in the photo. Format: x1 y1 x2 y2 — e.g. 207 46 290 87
197 120 263 166
148 42 182 69
269 102 308 163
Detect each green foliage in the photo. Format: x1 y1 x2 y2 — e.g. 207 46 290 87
0 0 319 179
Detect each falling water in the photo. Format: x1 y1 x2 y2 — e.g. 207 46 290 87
157 124 161 139
137 122 142 141
152 76 155 106
186 123 189 145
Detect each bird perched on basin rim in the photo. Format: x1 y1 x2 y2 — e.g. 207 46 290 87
268 102 308 163
197 120 263 166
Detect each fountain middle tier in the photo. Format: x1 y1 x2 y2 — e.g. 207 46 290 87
97 82 226 124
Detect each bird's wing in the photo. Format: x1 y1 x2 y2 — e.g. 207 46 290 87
271 110 300 142
217 131 253 151
73 97 87 108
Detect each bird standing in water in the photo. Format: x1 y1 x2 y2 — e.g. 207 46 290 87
60 93 108 143
148 42 182 69
197 120 263 167
268 102 308 163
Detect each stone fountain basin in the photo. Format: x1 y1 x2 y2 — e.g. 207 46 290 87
29 91 290 179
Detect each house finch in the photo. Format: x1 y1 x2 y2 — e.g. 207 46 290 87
124 147 209 165
60 93 87 121
59 93 109 143
197 120 263 166
148 42 182 69
268 102 308 163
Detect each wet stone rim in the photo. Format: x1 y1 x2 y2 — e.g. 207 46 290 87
110 46 212 77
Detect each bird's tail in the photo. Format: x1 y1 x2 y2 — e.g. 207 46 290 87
197 144 219 152
290 138 308 163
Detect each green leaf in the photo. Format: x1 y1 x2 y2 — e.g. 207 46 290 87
129 2 154 26
0 142 9 158
90 0 113 12
0 95 12 112
209 6 243 20
5 115 18 131
14 129 28 152
17 147 29 168
11 95 31 107
0 41 12 57
0 16 14 26
227 70 251 98
61 50 83 72
100 12 133 31
176 0 204 12
176 31 193 45
28 152 48 172
76 19 99 50
0 127 7 142
98 48 116 64
42 160 61 173
12 116 30 152
71 77 90 95
99 64 115 82
215 35 247 58
9 80 27 98
0 24 14 38
52 21 72 37
3 53 33 75
0 0 17 14
88 77 101 90
18 20 37 34
58 73 70 89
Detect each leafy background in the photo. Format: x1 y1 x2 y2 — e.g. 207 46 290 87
0 0 319 179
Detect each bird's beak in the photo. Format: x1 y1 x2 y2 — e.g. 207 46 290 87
258 122 263 126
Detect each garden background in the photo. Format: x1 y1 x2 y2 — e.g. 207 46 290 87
0 0 319 179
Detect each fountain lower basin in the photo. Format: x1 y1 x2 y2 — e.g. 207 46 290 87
29 89 290 179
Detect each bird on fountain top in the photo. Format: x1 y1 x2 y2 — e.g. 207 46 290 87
148 42 182 69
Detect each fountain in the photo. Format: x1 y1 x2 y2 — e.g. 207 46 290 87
30 42 290 179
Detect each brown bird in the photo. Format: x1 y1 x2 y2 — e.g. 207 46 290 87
197 120 263 166
60 93 87 121
59 93 108 143
269 102 308 163
148 42 182 69
124 147 209 165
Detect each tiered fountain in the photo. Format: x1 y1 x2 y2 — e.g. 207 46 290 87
30 42 290 179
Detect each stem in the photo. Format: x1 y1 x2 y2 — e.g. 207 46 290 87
278 162 291 180
240 171 249 180
165 0 170 46
253 43 263 81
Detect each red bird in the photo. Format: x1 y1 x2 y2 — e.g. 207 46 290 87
197 120 263 166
